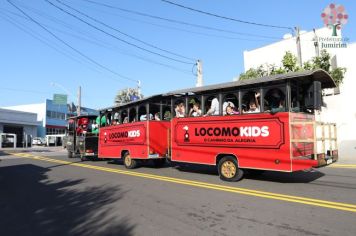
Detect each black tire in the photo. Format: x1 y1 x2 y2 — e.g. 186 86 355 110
218 156 244 182
67 151 73 158
152 158 166 167
123 153 137 169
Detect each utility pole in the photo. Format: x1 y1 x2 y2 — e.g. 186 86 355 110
196 60 203 87
77 86 81 116
137 80 141 98
313 28 320 57
295 27 303 67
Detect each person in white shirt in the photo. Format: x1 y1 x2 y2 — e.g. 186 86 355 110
175 102 186 118
189 103 202 117
245 92 260 113
205 97 219 116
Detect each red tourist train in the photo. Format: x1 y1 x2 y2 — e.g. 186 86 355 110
95 70 338 181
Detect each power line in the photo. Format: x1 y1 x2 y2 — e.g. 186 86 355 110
3 6 193 76
89 9 274 42
82 0 281 40
45 0 195 65
0 10 86 67
7 0 138 84
161 0 293 31
56 0 195 62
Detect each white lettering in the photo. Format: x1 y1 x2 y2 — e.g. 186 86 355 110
128 130 141 138
261 126 269 137
240 127 250 137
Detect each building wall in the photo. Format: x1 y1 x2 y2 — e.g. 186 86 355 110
243 27 356 161
3 103 46 137
3 99 98 138
0 108 38 147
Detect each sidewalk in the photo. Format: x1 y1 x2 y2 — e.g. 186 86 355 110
0 146 65 154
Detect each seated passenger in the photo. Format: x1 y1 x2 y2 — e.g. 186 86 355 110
189 102 202 117
92 120 99 134
175 102 185 118
164 111 171 120
268 89 285 113
245 92 260 113
154 112 161 120
123 117 129 123
139 114 153 121
204 98 219 116
226 103 239 115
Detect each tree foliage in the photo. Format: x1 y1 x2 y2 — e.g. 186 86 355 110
238 50 346 86
114 88 143 105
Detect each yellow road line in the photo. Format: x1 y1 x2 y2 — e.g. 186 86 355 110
10 152 356 213
328 164 356 169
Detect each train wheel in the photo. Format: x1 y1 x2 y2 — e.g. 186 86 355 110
123 153 137 169
218 156 244 182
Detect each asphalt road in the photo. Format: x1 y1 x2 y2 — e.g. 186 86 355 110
1 148 356 236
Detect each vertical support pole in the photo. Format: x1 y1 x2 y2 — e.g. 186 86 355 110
238 90 242 114
77 86 81 116
201 95 205 114
218 93 223 116
185 95 189 117
159 101 163 120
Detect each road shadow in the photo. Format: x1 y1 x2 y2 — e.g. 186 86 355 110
167 162 325 184
172 163 219 176
244 169 325 183
106 159 172 169
0 164 135 236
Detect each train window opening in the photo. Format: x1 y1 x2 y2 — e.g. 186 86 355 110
188 97 202 117
264 87 286 113
121 110 128 123
223 93 239 115
204 95 219 116
129 107 137 123
113 111 120 125
161 99 172 120
150 102 161 120
139 106 149 121
241 90 261 114
174 99 186 118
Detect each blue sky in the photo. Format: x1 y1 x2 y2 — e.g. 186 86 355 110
0 0 354 109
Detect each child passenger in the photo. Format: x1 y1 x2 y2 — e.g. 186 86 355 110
175 102 185 118
189 103 202 117
245 92 260 113
226 104 239 115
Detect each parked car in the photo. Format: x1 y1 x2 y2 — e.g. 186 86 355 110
32 137 44 145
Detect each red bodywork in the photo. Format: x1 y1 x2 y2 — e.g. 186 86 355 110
98 112 334 172
98 121 170 159
171 113 291 171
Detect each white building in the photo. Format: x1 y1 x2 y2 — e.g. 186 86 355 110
243 27 356 161
0 108 38 148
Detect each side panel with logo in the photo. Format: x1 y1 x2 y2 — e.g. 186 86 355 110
171 113 291 171
98 122 148 158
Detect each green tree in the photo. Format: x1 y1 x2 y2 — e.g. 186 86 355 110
114 88 143 105
282 51 299 72
238 50 346 86
311 50 331 71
